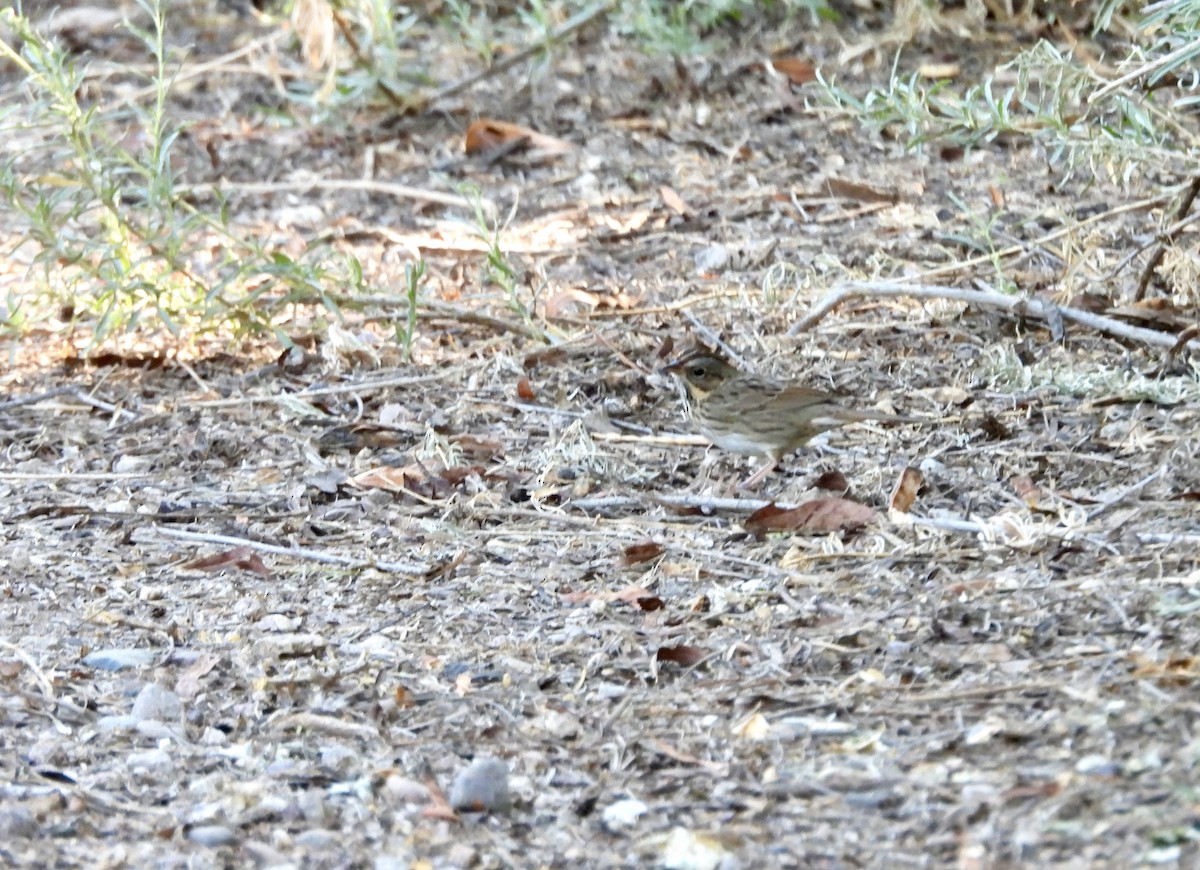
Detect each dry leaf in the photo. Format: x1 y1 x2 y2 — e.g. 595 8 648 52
451 434 505 459
813 470 850 493
824 178 900 205
516 378 536 400
660 186 693 217
656 645 706 667
889 467 923 513
614 585 664 611
1010 474 1042 507
183 546 272 579
918 62 961 79
745 499 876 536
620 541 665 566
543 288 600 320
732 712 770 740
349 465 422 493
770 57 817 85
464 119 573 158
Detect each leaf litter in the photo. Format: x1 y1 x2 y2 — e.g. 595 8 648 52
1 4 1199 868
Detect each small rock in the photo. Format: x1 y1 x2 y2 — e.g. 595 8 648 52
95 715 138 733
127 748 173 774
253 633 327 659
293 829 340 849
448 758 511 813
187 824 239 847
380 774 429 805
694 243 730 273
602 797 647 830
131 683 182 723
82 648 158 671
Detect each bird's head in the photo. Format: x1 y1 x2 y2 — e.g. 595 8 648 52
663 352 740 401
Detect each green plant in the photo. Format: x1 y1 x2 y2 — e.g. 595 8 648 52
619 0 831 54
396 258 425 360
820 15 1200 184
0 0 355 346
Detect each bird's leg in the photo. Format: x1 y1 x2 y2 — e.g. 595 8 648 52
737 457 779 491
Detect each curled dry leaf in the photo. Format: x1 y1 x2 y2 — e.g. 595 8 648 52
451 434 505 459
660 186 693 217
183 546 273 579
544 287 600 320
1010 474 1042 507
464 119 574 159
813 470 850 493
769 57 817 85
889 467 923 514
656 645 706 667
562 584 663 611
744 499 877 537
620 541 665 567
824 177 900 205
516 378 537 401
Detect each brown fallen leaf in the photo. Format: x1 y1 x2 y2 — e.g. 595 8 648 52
563 584 664 611
656 645 706 667
1010 474 1042 507
516 378 536 401
744 499 877 536
543 287 600 320
620 541 665 567
889 467 923 513
464 119 573 159
770 56 817 85
813 470 850 493
824 177 900 204
451 434 505 459
183 546 272 579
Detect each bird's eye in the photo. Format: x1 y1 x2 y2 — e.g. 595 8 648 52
690 366 706 378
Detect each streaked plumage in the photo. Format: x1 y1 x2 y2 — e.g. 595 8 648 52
664 350 913 489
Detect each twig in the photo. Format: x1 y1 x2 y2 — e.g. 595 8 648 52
680 309 750 370
786 281 1200 352
1087 468 1164 521
911 194 1169 282
0 386 74 411
1088 35 1200 103
564 493 776 513
67 387 139 422
146 528 425 574
178 178 489 213
421 299 550 343
430 1 614 104
188 372 454 409
1134 175 1200 302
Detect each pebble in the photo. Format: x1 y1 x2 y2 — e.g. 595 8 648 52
82 649 157 671
448 758 512 813
131 683 182 723
252 633 327 659
187 824 239 847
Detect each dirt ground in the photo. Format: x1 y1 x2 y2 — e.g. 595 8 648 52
3 2 1200 868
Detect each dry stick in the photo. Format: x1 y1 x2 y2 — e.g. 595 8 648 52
1134 175 1200 302
912 193 1169 282
188 372 453 409
177 178 486 213
786 281 1200 352
429 0 615 104
1088 35 1200 104
149 528 425 575
0 385 74 411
